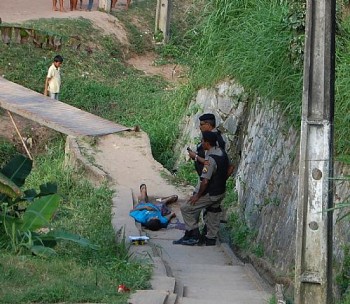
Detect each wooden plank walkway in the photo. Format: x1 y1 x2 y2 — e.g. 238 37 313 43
0 77 130 136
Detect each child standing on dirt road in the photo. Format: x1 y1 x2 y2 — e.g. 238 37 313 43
44 55 63 101
53 0 66 11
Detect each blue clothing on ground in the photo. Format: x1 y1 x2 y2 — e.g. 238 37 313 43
129 202 169 227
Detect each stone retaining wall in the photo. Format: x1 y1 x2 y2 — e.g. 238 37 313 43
176 79 350 288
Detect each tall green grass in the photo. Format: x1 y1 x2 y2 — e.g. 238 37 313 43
335 20 350 157
188 0 350 156
191 0 303 121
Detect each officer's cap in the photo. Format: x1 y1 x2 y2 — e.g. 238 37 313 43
199 113 216 122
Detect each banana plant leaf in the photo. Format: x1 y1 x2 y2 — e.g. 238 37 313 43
31 245 57 257
47 230 99 250
19 182 58 203
21 194 60 231
0 171 22 198
1 155 32 187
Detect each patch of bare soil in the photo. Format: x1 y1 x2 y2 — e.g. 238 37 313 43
127 52 188 83
0 112 57 155
0 3 129 46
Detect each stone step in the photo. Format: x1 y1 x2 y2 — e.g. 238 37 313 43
164 293 177 304
153 239 233 266
178 289 270 304
128 290 169 304
178 273 262 291
176 263 246 274
151 275 176 293
181 285 269 300
176 265 258 291
174 279 185 298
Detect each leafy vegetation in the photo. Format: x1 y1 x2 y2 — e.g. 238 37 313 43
221 179 254 252
174 161 199 186
337 245 350 299
190 0 302 121
0 140 151 303
0 155 98 257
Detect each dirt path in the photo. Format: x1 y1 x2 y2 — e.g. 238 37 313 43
94 132 190 199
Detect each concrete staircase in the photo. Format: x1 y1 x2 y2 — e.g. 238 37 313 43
127 241 271 304
150 236 271 304
128 255 178 304
112 185 179 304
110 184 271 304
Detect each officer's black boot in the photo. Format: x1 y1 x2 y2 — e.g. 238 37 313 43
205 237 217 246
180 228 200 246
173 228 200 245
173 229 192 245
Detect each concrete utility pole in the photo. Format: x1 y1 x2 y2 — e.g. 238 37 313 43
294 0 336 303
155 0 171 44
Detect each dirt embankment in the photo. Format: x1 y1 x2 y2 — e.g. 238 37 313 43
0 0 187 82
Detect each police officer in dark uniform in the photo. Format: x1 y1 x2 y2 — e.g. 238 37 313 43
193 113 226 176
174 131 229 246
187 113 232 244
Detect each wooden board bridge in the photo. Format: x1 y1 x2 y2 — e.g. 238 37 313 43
0 77 129 137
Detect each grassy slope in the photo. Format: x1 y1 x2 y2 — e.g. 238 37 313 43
0 4 189 168
189 0 350 157
0 139 151 303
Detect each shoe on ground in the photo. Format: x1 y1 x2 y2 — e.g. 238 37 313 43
173 230 191 245
173 237 199 246
173 228 200 245
205 237 217 246
182 237 199 246
173 236 189 245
